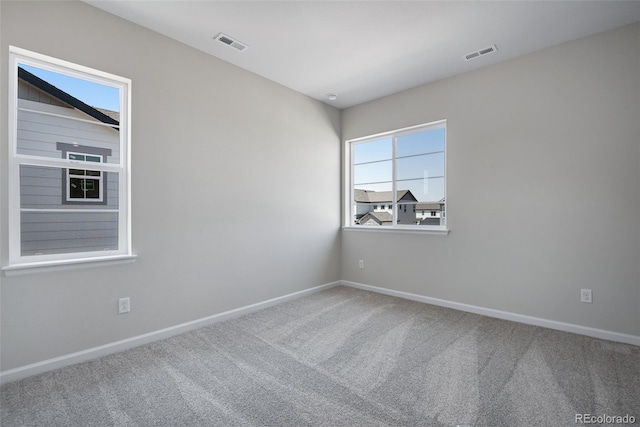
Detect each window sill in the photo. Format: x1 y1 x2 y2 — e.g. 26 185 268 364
342 226 449 235
2 254 137 276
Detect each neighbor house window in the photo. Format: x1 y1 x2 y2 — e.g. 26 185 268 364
346 120 447 232
57 143 112 205
4 46 133 271
67 153 103 202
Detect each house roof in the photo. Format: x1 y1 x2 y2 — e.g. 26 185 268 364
354 189 417 203
94 107 120 123
416 202 442 210
18 67 119 127
357 211 392 225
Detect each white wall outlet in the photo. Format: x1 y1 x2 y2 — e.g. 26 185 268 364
580 289 592 304
358 260 364 269
118 297 130 314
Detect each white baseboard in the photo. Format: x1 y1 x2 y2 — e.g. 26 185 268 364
3 279 636 385
0 281 341 385
341 280 640 347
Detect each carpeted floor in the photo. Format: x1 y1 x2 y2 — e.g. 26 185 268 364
1 286 639 426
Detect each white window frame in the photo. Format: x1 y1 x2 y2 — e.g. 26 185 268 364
343 120 449 234
4 46 134 274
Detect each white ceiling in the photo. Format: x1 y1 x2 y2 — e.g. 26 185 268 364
86 1 640 109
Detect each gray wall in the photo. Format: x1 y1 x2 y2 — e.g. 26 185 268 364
1 1 341 371
342 23 640 337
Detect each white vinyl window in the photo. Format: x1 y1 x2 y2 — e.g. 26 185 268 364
4 46 133 272
345 120 447 233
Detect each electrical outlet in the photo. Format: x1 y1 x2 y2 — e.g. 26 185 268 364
118 297 130 314
358 260 364 269
580 289 592 304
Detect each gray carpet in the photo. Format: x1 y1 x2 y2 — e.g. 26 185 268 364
1 286 639 426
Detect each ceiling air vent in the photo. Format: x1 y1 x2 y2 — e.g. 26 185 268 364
215 33 248 52
464 44 498 61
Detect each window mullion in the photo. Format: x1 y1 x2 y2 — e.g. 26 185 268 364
349 142 353 226
16 156 121 173
392 136 398 226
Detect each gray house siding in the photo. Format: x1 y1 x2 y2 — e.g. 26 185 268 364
21 212 118 255
18 78 66 107
17 100 120 162
396 191 417 225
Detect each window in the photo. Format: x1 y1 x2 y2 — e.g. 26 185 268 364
59 145 112 204
5 46 133 271
345 120 447 232
67 153 103 202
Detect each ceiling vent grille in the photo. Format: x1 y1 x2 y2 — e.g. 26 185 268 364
464 44 498 61
215 33 248 52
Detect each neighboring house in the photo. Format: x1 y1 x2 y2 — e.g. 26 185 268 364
357 211 392 226
18 67 120 256
416 199 445 226
354 189 418 225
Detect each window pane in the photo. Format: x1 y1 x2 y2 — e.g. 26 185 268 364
17 64 120 164
397 128 445 157
69 177 86 199
84 179 100 199
354 160 392 185
21 211 118 256
396 152 445 182
69 177 100 199
353 138 392 164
